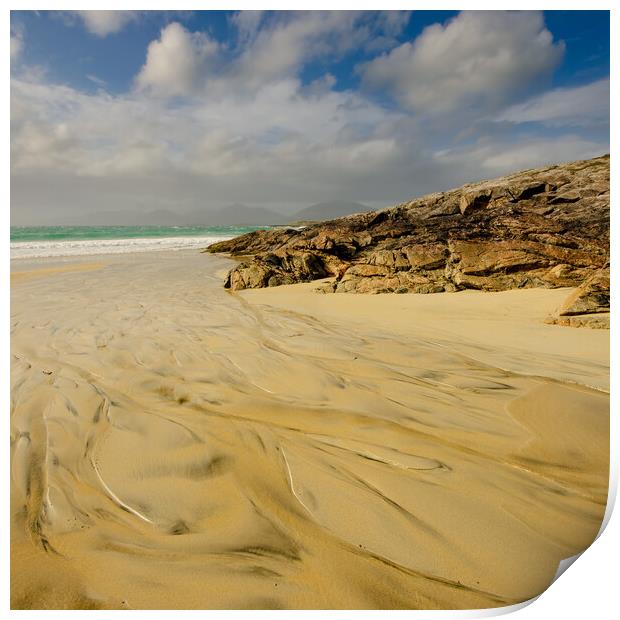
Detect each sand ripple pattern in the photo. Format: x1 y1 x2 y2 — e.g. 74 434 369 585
10 252 609 609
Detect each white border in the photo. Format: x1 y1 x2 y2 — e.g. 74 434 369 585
4 1 616 618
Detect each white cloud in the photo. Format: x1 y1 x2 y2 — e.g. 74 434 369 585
360 11 565 114
360 11 411 52
131 12 412 100
76 10 138 37
302 73 337 96
496 78 610 127
135 22 218 97
232 12 362 89
10 74 404 182
227 11 410 93
10 25 24 60
435 135 608 176
86 74 107 87
230 10 265 46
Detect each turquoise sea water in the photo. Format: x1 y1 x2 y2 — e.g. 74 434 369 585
10 225 269 259
10 225 268 243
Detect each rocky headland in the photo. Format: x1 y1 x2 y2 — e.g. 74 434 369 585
207 155 610 327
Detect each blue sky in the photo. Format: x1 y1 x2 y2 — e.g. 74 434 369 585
11 10 610 95
10 10 610 224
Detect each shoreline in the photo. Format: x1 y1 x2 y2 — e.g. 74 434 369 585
9 237 233 261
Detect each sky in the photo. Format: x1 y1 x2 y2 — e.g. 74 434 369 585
10 9 610 225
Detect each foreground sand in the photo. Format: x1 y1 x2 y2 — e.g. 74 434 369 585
10 251 609 609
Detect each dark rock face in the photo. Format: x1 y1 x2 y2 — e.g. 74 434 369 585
206 155 610 322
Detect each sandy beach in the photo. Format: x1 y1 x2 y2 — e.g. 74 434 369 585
10 250 609 610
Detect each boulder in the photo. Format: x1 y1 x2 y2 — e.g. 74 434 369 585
556 267 609 316
545 266 610 329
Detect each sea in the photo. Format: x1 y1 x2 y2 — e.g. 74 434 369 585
10 225 270 260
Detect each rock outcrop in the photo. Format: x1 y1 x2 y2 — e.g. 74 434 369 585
545 265 610 329
207 155 610 325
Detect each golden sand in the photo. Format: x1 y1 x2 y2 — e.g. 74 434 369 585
11 262 105 283
10 251 609 609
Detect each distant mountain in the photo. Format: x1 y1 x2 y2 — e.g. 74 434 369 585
290 200 371 222
46 201 368 227
183 204 285 226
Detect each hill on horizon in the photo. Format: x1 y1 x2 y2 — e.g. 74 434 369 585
25 200 375 227
183 204 285 226
290 200 371 222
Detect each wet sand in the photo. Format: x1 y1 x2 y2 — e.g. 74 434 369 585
11 262 105 283
10 251 609 609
